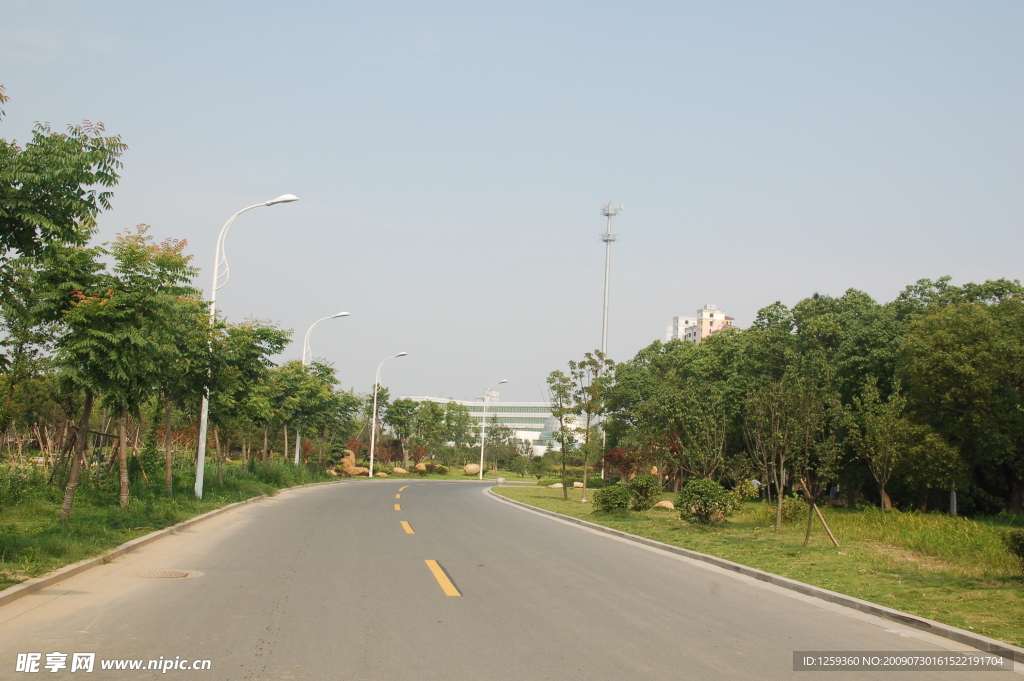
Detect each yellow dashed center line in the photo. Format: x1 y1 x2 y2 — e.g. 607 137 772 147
425 560 461 596
398 485 409 491
394 503 401 511
395 494 401 499
401 521 414 534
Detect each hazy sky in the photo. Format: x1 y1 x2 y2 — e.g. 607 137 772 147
3 1 1022 402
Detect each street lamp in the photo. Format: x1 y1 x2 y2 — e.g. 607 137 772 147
368 352 407 478
195 194 300 499
293 311 350 464
478 379 508 480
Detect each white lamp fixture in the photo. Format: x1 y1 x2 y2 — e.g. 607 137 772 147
479 379 508 480
369 352 408 478
194 194 299 499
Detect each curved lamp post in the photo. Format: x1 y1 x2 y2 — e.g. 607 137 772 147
368 352 407 478
293 311 350 464
478 379 508 480
195 194 299 499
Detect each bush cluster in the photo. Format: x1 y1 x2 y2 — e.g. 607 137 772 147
0 465 49 506
592 484 631 512
625 475 663 511
752 494 807 526
676 479 733 524
1003 530 1024 573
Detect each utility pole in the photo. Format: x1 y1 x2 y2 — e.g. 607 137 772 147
599 200 621 480
600 201 622 355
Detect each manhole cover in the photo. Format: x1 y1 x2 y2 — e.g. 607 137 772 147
134 569 203 579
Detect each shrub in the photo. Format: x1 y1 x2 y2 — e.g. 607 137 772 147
434 465 449 475
751 494 806 526
1003 530 1024 573
424 461 437 473
583 477 608 489
676 478 733 524
0 465 49 506
731 479 759 509
626 474 662 511
592 484 631 513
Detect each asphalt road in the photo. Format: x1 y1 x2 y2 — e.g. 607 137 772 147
0 480 1013 680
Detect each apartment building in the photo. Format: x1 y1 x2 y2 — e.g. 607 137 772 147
666 304 735 344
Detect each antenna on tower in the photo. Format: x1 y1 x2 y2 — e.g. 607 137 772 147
600 200 623 355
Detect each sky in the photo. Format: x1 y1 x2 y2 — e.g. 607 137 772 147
2 1 1022 402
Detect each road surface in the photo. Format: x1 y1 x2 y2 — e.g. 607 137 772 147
0 480 1013 679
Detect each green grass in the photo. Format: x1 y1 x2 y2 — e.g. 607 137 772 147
495 485 1024 648
0 459 332 592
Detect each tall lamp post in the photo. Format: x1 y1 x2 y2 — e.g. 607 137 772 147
368 352 407 478
293 311 350 465
195 194 299 499
478 379 508 480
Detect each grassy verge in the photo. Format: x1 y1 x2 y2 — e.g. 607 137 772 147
494 485 1024 648
0 460 332 592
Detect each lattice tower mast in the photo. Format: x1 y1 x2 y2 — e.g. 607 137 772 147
600 201 622 355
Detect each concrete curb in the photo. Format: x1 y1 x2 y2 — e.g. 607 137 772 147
0 479 347 611
487 487 1024 664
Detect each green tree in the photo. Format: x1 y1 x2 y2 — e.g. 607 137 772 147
0 86 126 260
55 227 198 513
898 300 1024 513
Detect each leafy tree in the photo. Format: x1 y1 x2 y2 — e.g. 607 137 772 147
898 300 1024 512
546 369 577 500
0 86 126 260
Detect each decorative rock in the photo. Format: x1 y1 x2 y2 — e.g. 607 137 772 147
573 481 585 488
654 500 675 510
415 463 427 471
464 463 481 475
342 466 370 477
340 450 357 470
325 469 338 477
549 483 563 489
392 467 408 474
376 472 388 477
650 466 659 476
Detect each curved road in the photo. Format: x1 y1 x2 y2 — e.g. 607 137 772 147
0 481 1011 679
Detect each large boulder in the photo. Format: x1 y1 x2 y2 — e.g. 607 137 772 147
376 472 388 477
339 450 357 469
549 483 563 489
464 463 481 475
415 463 427 471
392 467 408 474
342 466 369 477
573 481 585 488
654 500 675 510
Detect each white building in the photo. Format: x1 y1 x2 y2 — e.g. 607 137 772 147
400 393 555 456
666 304 735 344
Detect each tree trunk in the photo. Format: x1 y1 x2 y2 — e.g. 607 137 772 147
773 470 784 533
879 485 893 511
118 404 130 508
283 423 288 463
917 488 929 513
1010 476 1023 514
581 458 589 503
164 391 174 497
60 391 94 521
214 427 223 487
845 479 864 509
262 423 269 461
803 502 815 547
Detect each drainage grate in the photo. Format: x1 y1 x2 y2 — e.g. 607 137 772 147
134 569 203 579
